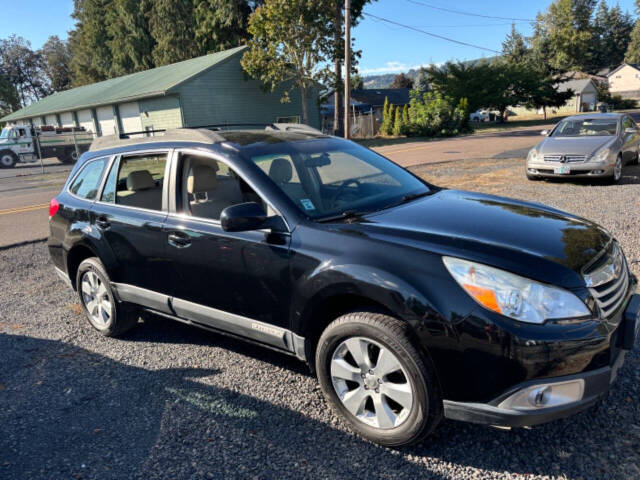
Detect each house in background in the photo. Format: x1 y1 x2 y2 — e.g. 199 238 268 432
321 88 411 134
607 63 640 100
510 77 599 117
1 46 321 134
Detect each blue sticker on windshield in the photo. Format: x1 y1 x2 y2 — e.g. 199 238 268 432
300 199 316 211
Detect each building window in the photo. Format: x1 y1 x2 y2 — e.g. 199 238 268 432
276 116 301 124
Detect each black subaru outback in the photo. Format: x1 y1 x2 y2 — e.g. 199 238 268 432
48 125 639 447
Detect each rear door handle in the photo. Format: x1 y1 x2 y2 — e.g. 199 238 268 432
168 232 191 248
95 216 111 229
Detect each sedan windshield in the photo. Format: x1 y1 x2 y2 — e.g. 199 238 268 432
237 137 430 220
551 118 618 137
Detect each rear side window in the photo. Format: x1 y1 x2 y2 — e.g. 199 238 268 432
100 153 167 211
69 158 107 200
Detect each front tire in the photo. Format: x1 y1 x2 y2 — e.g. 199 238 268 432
0 150 17 168
608 154 623 184
76 257 138 336
316 312 442 446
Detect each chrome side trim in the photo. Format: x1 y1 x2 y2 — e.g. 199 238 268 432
54 266 73 289
111 282 172 314
172 297 290 351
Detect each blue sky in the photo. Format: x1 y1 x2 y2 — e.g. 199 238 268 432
1 0 638 76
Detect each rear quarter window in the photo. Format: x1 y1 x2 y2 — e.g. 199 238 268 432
69 158 108 200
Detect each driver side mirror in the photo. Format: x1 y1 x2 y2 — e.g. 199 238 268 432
220 202 287 233
540 130 549 136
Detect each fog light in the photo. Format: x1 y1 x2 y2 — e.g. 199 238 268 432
528 168 538 174
498 379 585 411
590 170 604 175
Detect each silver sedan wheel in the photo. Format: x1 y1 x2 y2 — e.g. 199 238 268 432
330 337 414 429
614 156 622 181
81 271 113 328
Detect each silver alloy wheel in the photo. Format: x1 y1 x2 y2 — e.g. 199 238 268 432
80 271 113 328
330 336 414 429
614 156 622 181
0 153 15 167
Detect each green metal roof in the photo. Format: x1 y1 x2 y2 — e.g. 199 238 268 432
1 45 247 122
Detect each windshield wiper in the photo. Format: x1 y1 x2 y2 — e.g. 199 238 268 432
379 190 434 211
315 210 367 223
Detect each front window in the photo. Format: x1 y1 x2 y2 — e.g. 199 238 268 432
551 118 618 137
238 137 430 220
0 128 14 139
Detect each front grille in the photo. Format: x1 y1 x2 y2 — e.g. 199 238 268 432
544 154 587 163
584 243 630 318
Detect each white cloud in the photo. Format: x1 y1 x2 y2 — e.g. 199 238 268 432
359 61 439 75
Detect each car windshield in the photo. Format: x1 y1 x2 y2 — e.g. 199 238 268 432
0 128 12 139
237 137 430 220
551 118 618 137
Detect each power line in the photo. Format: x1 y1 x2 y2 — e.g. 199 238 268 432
411 22 530 28
404 0 536 22
362 12 501 53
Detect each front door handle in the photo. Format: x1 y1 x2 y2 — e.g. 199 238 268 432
168 232 191 248
95 216 111 229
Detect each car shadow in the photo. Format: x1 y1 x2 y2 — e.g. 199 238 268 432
3 326 638 479
0 333 448 480
121 312 313 377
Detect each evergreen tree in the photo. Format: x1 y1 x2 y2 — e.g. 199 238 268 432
626 20 640 63
107 0 154 76
502 24 529 65
393 105 403 136
390 73 413 89
69 0 114 85
40 36 72 91
149 0 197 66
194 0 260 54
402 104 409 126
532 0 597 72
592 1 633 70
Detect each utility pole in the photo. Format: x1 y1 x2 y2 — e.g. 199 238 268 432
333 1 343 137
344 0 351 139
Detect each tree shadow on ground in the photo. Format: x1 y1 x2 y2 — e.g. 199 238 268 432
2 324 637 479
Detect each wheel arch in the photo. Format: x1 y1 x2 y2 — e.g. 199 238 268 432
65 243 99 290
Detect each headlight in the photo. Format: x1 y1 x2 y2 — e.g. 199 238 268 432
527 149 538 162
592 145 611 163
443 257 590 324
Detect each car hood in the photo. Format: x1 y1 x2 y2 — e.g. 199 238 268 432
536 136 616 156
347 190 611 288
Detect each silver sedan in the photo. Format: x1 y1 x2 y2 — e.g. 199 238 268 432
526 113 640 183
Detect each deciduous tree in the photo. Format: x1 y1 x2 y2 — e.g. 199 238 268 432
0 35 50 106
241 0 332 124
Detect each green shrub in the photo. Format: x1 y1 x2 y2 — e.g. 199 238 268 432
393 106 403 136
404 90 471 137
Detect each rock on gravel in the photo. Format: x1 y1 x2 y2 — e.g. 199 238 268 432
0 161 639 479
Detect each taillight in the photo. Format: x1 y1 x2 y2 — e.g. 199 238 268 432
49 198 60 219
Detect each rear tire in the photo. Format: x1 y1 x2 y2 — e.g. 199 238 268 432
75 257 139 337
0 150 17 168
60 148 79 164
316 312 442 447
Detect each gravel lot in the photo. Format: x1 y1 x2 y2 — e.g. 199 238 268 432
1 157 639 480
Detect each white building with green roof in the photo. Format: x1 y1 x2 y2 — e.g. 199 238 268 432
1 46 320 134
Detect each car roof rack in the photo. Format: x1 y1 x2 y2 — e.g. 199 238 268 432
89 128 226 151
89 123 325 152
267 123 324 135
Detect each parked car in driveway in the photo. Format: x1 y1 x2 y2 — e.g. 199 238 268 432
469 109 490 122
48 124 639 447
526 113 640 183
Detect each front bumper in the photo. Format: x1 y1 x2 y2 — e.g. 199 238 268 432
527 161 614 178
443 294 640 427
